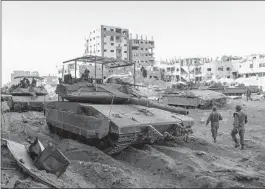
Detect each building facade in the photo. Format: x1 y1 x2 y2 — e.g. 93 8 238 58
129 34 155 68
84 25 129 61
236 55 265 78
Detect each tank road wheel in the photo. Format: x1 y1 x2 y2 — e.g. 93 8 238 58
47 122 56 134
13 104 22 112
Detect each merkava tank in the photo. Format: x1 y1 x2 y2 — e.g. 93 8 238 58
44 56 195 155
8 76 48 112
158 82 227 109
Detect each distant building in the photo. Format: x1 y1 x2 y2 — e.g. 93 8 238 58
11 70 40 85
42 75 58 86
84 25 129 61
129 34 155 68
236 54 265 78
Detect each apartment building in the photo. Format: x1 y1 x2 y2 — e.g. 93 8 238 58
11 70 39 85
236 55 265 78
84 25 129 61
129 34 155 68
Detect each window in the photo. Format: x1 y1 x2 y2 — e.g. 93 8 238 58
250 64 253 68
141 41 143 44
111 43 114 46
218 67 223 71
116 28 121 33
116 36 120 40
207 68 211 71
103 28 107 31
104 42 107 45
98 50 100 52
93 30 95 33
227 67 231 71
259 63 265 67
124 44 127 46
141 48 143 50
104 49 107 52
146 61 148 63
110 29 114 31
124 51 127 53
145 48 148 50
97 43 100 45
93 37 95 40
111 50 114 52
167 68 170 72
110 36 114 41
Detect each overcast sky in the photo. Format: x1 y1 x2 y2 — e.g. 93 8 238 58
2 1 265 84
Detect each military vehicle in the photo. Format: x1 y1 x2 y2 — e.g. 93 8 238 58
159 83 227 109
44 55 195 155
8 76 48 112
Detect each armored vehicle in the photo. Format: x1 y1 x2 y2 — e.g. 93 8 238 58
8 76 48 112
44 56 195 155
159 83 227 109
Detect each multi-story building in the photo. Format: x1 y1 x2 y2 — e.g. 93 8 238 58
11 70 39 85
129 34 155 68
236 55 265 78
84 25 129 61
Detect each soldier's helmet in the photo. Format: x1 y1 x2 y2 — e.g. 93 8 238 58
212 106 217 111
236 105 242 111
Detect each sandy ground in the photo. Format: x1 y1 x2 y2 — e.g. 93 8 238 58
1 98 265 188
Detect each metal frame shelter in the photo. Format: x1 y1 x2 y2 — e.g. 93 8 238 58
14 76 44 80
61 55 136 86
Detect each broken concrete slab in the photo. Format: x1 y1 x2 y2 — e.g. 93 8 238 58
2 138 72 188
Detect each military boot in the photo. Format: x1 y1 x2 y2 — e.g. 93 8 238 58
234 139 240 148
241 145 244 150
214 138 216 143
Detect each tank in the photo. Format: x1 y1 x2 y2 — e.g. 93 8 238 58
159 83 227 109
8 76 48 112
44 55 195 155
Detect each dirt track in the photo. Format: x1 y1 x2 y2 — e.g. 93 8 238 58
1 99 265 188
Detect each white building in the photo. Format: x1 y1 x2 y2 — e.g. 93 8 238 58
84 25 129 61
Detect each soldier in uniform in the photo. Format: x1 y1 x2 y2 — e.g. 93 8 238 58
206 106 223 143
81 68 90 81
231 105 248 150
31 78 37 87
246 87 252 101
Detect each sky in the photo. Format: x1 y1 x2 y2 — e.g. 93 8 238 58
2 1 265 84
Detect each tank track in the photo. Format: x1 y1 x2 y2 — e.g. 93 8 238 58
103 133 136 155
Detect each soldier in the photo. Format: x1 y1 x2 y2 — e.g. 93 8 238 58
31 78 37 87
81 68 90 81
246 86 252 101
25 78 30 88
206 106 223 143
231 105 247 150
20 78 26 88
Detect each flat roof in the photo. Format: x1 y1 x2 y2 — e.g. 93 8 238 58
14 76 44 80
62 55 134 68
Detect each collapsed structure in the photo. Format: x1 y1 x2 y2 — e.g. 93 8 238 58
44 55 195 155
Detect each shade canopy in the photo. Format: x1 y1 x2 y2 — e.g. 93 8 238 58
14 76 44 80
63 55 134 69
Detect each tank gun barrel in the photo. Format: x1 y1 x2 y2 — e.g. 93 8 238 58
129 97 189 115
